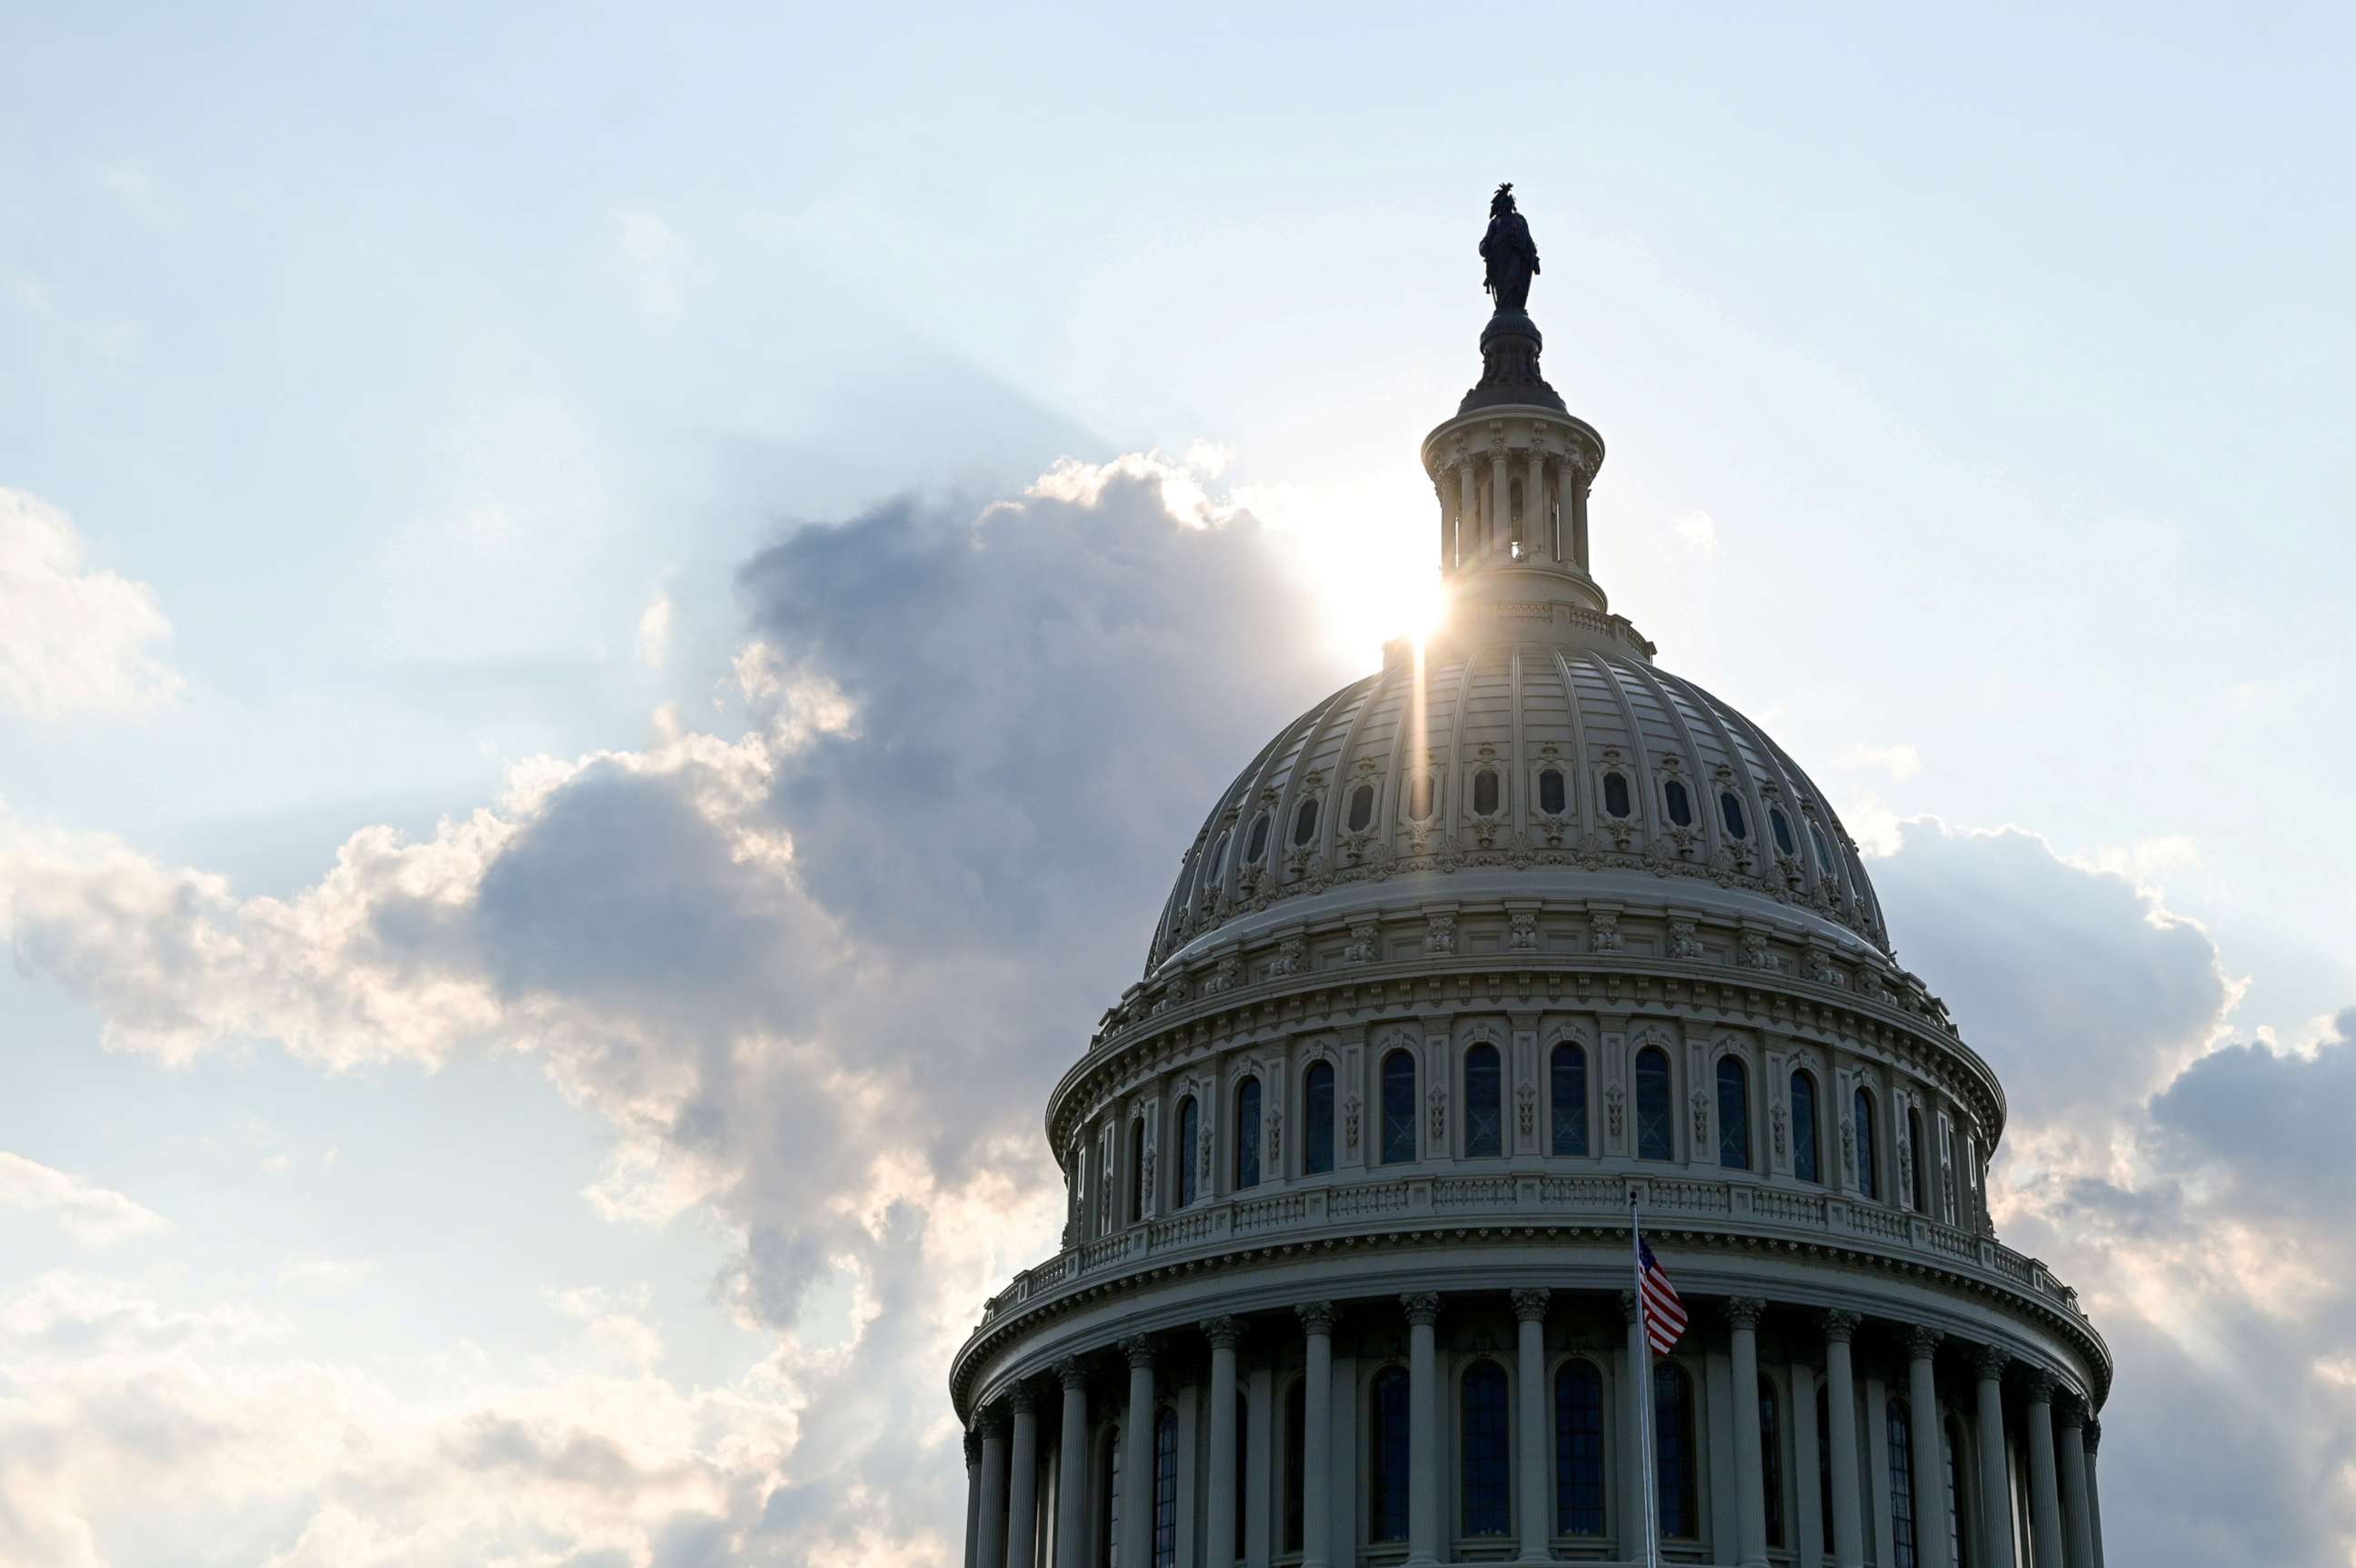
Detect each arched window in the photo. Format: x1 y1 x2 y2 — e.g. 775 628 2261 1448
1098 1423 1121 1568
1244 813 1271 864
1381 1051 1417 1165
1234 1077 1263 1191
1655 1362 1698 1538
1771 808 1797 857
1303 1061 1335 1176
1207 829 1231 883
1721 791 1750 840
1175 1096 1199 1207
1539 767 1567 815
1347 783 1375 834
1128 1118 1147 1223
1407 775 1435 821
1888 1397 1917 1568
1792 1071 1822 1183
1368 1366 1410 1542
1554 1360 1606 1536
1909 1105 1931 1213
1472 768 1501 815
1292 795 1319 847
1551 1042 1589 1156
1664 778 1694 827
1717 1055 1752 1170
1635 1046 1674 1161
1284 1378 1307 1552
1152 1407 1178 1568
1809 818 1837 871
1460 1360 1511 1536
1760 1376 1785 1547
1464 1044 1503 1158
1854 1088 1880 1200
1602 772 1632 819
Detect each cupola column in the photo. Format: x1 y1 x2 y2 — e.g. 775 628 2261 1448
1570 456 1592 568
976 1407 1010 1568
1120 1337 1158 1568
1005 1383 1042 1568
1403 1293 1443 1567
1904 1327 1951 1566
1821 1311 1866 1568
1203 1318 1243 1568
2057 1398 2097 1568
1456 460 1476 571
1512 1289 1552 1559
1487 447 1511 558
1728 1298 1771 1568
2022 1372 2064 1568
963 1428 983 1568
1298 1302 1338 1568
1054 1361 1091 1568
1523 448 1545 558
1972 1345 2017 1568
2082 1418 2106 1568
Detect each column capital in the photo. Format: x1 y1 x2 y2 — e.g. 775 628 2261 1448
2055 1392 2088 1429
1055 1356 1091 1392
1723 1295 1767 1331
2082 1416 2102 1453
1296 1299 1340 1336
1511 1287 1552 1324
977 1403 1011 1437
1904 1323 1945 1362
1821 1308 1862 1345
1401 1290 1442 1327
2023 1366 2059 1403
1120 1333 1159 1370
965 1428 983 1466
1203 1314 1247 1350
1010 1381 1042 1415
1619 1288 1641 1327
1972 1342 2012 1381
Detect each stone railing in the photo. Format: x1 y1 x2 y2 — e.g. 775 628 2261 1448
976 1173 2086 1347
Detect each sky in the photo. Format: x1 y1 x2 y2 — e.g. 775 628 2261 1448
2 2 2352 1563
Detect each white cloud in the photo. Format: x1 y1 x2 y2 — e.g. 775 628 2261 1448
0 1153 165 1245
1831 740 1922 779
614 209 687 322
277 1256 380 1293
1672 509 1718 561
636 588 674 670
0 488 182 719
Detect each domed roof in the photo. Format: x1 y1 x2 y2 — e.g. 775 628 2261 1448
1144 631 1888 977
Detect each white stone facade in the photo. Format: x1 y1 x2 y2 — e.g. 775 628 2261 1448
951 295 2109 1568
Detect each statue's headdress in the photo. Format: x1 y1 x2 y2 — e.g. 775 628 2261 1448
1491 182 1515 215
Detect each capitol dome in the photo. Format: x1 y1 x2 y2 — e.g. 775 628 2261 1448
953 195 2109 1568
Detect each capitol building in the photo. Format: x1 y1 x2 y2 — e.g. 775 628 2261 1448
951 195 2111 1568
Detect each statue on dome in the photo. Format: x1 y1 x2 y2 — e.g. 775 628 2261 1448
1480 183 1540 313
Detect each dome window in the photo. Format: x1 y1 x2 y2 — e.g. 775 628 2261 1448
1208 830 1231 879
1720 792 1749 840
1244 814 1271 864
1809 821 1836 872
1472 768 1501 815
1602 772 1632 820
1770 808 1796 857
1346 783 1375 834
1538 768 1567 815
1292 796 1319 847
1663 779 1693 827
1407 775 1436 822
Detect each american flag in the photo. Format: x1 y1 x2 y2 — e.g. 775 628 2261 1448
1636 1237 1687 1355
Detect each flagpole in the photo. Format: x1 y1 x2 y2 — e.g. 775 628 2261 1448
1631 1190 1661 1568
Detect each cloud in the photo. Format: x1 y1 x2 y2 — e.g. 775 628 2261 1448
0 487 181 719
0 1154 165 1245
1831 740 1922 779
1671 509 1717 561
614 210 688 322
638 589 674 670
277 1256 380 1293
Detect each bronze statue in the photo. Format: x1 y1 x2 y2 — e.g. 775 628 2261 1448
1480 183 1539 313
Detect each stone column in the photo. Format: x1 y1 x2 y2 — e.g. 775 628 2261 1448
1905 1327 1950 1566
1456 461 1476 568
1622 1290 1649 1556
2023 1372 2064 1568
1488 450 1511 557
1054 1361 1091 1568
1728 1298 1770 1568
1434 475 1454 574
1298 1303 1337 1568
964 1427 983 1568
1204 1319 1243 1568
978 1407 1011 1568
2058 1398 2097 1568
1792 1360 1823 1566
1512 1288 1552 1559
1972 1345 2015 1568
1403 1292 1443 1567
1522 450 1544 557
1570 460 1592 568
1121 1336 1158 1568
1007 1384 1042 1568
2083 1418 2106 1568
1552 456 1575 563
1822 1311 1865 1568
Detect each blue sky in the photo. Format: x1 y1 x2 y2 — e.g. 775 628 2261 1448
3 4 2353 1563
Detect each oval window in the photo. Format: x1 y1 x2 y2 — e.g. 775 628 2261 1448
1208 830 1230 878
1472 769 1500 815
1293 796 1319 847
1664 779 1693 827
1408 775 1435 821
1538 768 1566 815
1720 792 1749 840
1771 808 1796 857
1347 783 1375 833
1602 773 1632 820
1245 813 1271 863
1810 821 1835 871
